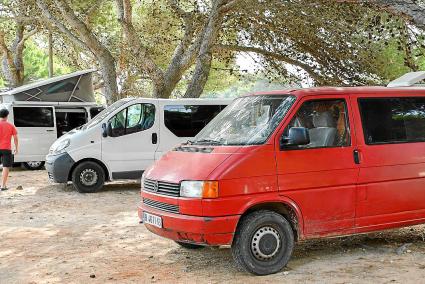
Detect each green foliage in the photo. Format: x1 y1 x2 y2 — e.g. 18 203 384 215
2 0 425 95
0 39 73 87
202 71 292 98
365 40 412 83
23 40 74 82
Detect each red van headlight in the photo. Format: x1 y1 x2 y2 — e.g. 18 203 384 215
140 172 145 192
180 181 219 199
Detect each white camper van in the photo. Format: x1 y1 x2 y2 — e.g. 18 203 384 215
46 97 231 193
0 70 104 170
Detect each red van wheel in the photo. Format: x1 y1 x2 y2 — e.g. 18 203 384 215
231 210 294 275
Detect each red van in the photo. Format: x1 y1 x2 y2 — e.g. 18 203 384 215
139 72 425 275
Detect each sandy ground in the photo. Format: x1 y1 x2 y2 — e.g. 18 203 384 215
0 170 425 284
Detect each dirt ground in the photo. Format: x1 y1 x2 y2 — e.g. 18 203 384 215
1 170 425 284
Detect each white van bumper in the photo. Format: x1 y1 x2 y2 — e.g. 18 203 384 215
45 152 75 183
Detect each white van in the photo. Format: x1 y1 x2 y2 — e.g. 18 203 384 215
0 70 104 170
46 97 231 192
0 101 103 169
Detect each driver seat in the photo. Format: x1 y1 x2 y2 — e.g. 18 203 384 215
308 112 337 147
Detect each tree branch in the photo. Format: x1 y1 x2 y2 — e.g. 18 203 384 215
116 0 166 97
342 0 425 29
218 0 241 15
215 44 325 83
36 0 87 50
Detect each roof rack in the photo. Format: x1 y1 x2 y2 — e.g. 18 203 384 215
387 71 425 88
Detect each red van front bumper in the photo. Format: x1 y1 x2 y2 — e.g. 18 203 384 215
138 203 240 246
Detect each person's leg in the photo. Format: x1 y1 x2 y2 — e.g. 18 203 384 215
1 167 9 189
1 150 12 190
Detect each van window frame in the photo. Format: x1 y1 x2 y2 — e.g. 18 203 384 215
358 96 425 146
108 103 156 137
280 97 352 151
12 106 55 128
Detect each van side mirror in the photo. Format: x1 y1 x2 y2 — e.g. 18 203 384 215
280 127 310 150
107 122 113 137
102 122 113 138
102 123 108 137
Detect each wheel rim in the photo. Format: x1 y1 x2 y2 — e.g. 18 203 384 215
251 226 281 261
27 161 43 168
80 169 98 186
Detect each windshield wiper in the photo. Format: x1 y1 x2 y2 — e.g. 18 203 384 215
194 139 223 145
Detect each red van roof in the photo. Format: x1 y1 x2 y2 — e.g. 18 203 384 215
249 86 425 97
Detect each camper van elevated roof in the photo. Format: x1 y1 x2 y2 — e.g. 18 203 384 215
0 69 96 103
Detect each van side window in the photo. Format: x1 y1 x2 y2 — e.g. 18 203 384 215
359 97 425 144
55 108 87 137
47 82 78 94
110 108 127 137
284 99 350 148
13 107 54 127
109 103 155 137
164 105 227 137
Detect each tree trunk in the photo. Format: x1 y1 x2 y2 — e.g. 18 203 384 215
0 27 25 87
183 1 225 98
0 52 21 87
98 52 120 104
38 0 120 103
48 31 53 77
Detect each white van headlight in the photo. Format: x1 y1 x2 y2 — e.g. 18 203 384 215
51 139 70 155
180 181 219 199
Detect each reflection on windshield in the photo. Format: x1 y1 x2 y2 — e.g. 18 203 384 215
84 99 131 129
192 95 295 146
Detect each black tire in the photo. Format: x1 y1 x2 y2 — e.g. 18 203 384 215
231 210 294 275
175 241 204 249
22 161 45 170
71 161 105 193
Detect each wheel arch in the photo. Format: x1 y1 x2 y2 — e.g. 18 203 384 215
68 158 110 182
236 199 304 241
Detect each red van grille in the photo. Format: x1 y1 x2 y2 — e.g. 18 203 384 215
143 179 180 197
143 198 179 214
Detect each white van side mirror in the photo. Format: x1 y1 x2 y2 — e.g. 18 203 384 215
102 123 113 138
102 123 108 138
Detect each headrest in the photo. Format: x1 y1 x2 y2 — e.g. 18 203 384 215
313 111 336 128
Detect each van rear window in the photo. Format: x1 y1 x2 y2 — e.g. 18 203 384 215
13 107 54 128
359 97 425 144
164 105 227 137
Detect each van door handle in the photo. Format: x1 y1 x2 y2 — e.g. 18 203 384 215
152 133 158 144
46 130 54 132
353 150 361 164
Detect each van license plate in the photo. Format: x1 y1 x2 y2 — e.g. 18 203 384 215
143 212 162 228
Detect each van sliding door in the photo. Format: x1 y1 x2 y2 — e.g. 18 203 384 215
352 95 425 228
12 106 57 163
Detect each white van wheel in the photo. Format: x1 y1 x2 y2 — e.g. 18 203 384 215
80 169 98 186
72 161 105 193
22 161 45 170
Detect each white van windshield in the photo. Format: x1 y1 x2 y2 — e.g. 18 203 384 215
191 95 295 146
84 99 132 129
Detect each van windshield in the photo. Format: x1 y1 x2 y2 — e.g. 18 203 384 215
84 99 131 129
191 95 295 146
